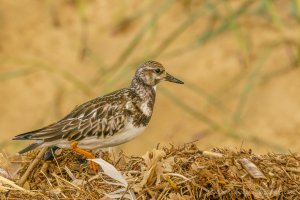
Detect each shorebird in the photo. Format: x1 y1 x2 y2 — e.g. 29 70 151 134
13 60 184 171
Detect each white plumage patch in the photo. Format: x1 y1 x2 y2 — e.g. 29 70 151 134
140 101 151 116
41 118 146 150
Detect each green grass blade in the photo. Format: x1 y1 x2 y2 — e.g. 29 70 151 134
1 57 94 95
151 4 211 58
232 43 279 124
160 86 219 128
160 86 286 152
0 68 36 81
162 0 253 58
109 0 176 72
184 81 228 113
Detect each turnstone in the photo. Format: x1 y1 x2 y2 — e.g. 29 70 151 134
13 60 184 171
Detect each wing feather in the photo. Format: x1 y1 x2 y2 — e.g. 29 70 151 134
14 89 132 143
14 89 131 143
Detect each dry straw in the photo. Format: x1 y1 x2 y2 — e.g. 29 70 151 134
0 144 299 199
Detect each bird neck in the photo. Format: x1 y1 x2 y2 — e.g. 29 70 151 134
131 76 156 100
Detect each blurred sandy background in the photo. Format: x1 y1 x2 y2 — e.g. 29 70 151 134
1 0 300 155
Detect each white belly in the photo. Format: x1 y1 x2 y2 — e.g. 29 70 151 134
42 120 146 150
77 125 145 149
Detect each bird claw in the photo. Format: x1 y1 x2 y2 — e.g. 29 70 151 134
89 161 99 172
70 141 99 173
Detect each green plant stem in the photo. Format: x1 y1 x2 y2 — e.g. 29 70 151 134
160 86 286 152
109 0 176 72
232 43 279 124
162 0 253 58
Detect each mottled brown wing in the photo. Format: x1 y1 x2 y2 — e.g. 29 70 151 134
19 89 131 142
60 100 128 141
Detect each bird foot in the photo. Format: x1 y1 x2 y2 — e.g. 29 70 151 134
70 141 99 172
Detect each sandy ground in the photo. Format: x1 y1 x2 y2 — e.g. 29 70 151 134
0 0 300 155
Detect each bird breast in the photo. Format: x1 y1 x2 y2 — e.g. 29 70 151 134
140 101 152 117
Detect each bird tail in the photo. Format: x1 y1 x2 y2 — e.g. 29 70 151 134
18 141 43 154
13 129 45 154
13 128 45 140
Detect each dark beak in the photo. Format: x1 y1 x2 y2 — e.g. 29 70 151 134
164 73 184 84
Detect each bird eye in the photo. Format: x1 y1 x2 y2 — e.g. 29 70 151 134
155 68 161 74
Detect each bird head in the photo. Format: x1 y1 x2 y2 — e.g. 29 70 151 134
134 60 184 86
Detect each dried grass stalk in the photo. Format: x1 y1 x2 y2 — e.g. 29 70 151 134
1 144 299 199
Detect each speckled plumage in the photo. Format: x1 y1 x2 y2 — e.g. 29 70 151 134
14 60 184 154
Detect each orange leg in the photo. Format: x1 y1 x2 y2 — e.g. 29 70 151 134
70 141 99 172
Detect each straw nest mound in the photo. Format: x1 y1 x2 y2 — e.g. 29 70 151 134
1 144 300 199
